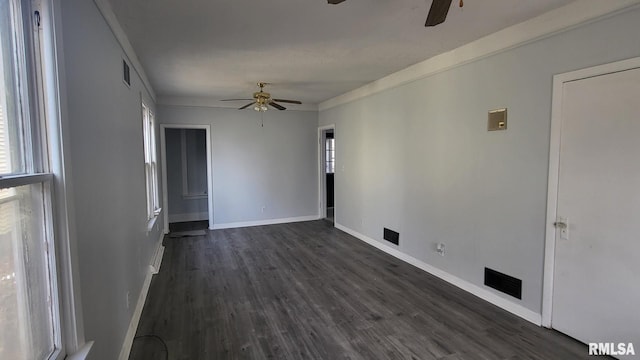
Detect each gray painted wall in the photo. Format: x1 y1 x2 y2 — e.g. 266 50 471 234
319 8 640 314
60 0 163 358
165 128 208 220
158 106 318 225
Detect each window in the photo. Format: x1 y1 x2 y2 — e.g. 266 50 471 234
142 103 159 219
1 0 61 359
325 137 335 174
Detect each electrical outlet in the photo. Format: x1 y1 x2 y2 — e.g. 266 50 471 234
436 243 446 256
261 206 266 213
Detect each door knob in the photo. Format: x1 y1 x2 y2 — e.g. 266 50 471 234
554 217 569 240
553 221 567 229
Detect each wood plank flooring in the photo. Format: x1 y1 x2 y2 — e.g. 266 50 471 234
169 220 209 233
129 220 594 360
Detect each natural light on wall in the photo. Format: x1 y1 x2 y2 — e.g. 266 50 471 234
0 185 55 358
1 0 61 358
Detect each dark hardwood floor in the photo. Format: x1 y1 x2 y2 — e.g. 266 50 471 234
169 220 209 233
130 220 592 360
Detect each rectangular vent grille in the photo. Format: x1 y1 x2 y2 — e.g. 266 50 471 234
484 268 522 299
383 228 399 245
123 59 131 87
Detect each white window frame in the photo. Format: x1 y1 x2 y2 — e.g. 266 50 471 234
325 137 335 174
0 0 89 359
142 102 160 221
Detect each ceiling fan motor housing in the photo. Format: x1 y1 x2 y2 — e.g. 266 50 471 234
221 82 301 110
254 91 271 105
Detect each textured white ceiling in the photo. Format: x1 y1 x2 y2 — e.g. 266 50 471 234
106 0 575 105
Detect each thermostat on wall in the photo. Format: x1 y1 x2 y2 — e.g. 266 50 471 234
488 108 507 131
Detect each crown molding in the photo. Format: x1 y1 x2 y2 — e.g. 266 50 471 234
157 96 319 112
319 0 640 111
92 0 156 101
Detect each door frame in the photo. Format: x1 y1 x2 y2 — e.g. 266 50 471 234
160 124 214 232
318 124 335 220
542 56 640 328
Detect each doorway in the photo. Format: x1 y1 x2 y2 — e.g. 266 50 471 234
543 58 640 350
318 125 335 224
160 125 214 232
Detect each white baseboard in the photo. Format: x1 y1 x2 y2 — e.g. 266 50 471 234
150 233 165 274
168 212 208 223
118 233 165 360
212 215 320 230
334 223 542 326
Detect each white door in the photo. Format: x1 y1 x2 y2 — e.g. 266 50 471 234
552 66 640 357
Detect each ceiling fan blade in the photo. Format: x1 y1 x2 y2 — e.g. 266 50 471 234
327 0 346 4
269 101 287 111
239 102 256 110
221 98 253 101
425 0 452 27
273 99 302 104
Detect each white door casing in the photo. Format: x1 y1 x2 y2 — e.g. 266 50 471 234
543 58 640 356
318 124 335 220
160 124 214 231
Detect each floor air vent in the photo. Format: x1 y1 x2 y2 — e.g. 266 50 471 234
484 267 522 299
383 228 399 245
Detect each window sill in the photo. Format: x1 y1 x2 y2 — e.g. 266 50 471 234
182 194 207 200
66 341 94 360
146 211 161 233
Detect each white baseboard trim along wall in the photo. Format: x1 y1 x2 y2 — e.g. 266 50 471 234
334 223 542 326
150 239 165 275
118 232 165 360
212 215 320 230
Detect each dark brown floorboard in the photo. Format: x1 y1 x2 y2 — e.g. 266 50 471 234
130 220 594 360
169 220 209 233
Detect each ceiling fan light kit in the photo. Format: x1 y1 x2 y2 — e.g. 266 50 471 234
254 103 269 112
221 82 302 112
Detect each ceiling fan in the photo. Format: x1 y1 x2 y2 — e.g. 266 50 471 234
327 0 462 27
221 82 302 111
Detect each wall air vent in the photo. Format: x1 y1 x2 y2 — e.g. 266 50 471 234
484 267 522 299
383 228 399 245
123 59 131 87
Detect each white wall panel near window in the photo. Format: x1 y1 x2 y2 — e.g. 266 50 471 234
59 0 164 357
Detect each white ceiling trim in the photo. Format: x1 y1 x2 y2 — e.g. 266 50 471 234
92 0 156 101
158 96 319 112
319 0 640 111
